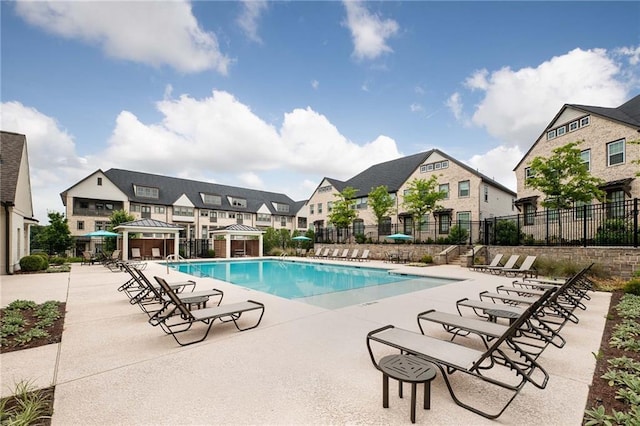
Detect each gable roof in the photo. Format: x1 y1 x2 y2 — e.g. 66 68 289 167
514 94 640 170
339 149 515 197
103 169 298 216
0 131 26 204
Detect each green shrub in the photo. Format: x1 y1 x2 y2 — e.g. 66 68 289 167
49 256 66 265
19 255 45 272
624 279 640 296
355 233 366 244
447 225 469 245
494 220 521 246
595 219 633 245
420 255 433 264
206 249 215 258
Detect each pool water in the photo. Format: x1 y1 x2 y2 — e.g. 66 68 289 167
171 259 459 309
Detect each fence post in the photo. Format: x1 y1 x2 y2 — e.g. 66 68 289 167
634 198 638 248
583 204 588 247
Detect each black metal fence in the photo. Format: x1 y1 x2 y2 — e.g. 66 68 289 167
315 199 639 247
179 239 212 258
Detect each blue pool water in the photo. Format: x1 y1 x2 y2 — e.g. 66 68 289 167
171 259 459 309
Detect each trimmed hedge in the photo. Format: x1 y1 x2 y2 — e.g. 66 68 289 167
19 255 46 272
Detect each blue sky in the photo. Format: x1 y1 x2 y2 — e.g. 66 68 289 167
1 1 639 223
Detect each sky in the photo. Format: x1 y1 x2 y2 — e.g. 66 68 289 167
1 1 639 224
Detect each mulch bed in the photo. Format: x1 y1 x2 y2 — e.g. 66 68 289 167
583 290 640 416
0 303 66 353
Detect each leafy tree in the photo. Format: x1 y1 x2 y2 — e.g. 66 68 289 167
29 224 46 252
526 141 606 209
37 211 73 255
105 209 135 252
262 227 279 254
629 139 640 177
327 186 359 242
402 176 446 236
368 185 395 240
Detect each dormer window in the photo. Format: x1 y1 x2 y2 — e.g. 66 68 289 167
134 185 159 199
202 193 222 205
229 197 247 208
274 203 290 213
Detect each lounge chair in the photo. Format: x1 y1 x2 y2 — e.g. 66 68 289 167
367 290 552 419
81 251 96 265
151 248 162 259
498 255 537 278
470 253 503 272
102 249 121 266
315 248 329 259
131 248 142 260
126 265 223 316
336 249 349 260
328 249 340 259
150 276 265 346
357 249 370 262
118 262 195 297
485 254 520 275
348 249 359 261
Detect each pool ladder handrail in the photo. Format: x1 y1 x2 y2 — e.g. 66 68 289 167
165 254 203 276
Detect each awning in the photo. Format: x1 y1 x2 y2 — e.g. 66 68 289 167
599 178 634 196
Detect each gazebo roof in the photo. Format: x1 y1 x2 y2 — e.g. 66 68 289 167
210 224 265 236
114 219 183 233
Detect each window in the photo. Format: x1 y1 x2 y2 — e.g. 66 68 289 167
580 116 590 127
380 217 392 235
173 206 194 216
327 201 333 212
355 197 368 209
581 149 591 171
202 194 222 205
155 206 165 213
426 164 433 171
318 185 332 193
134 185 159 199
257 213 271 222
309 204 314 215
275 203 290 213
484 185 489 203
421 161 447 172
210 211 218 222
79 201 89 209
438 214 450 234
607 190 625 219
419 215 429 231
353 219 364 235
201 226 208 239
280 216 287 227
547 129 556 140
77 221 84 230
556 126 566 137
456 212 471 232
574 201 592 220
130 204 140 212
441 160 448 169
97 177 102 186
547 208 559 223
95 221 108 231
524 167 534 186
318 203 323 214
458 180 470 198
200 210 209 217
141 205 151 218
434 162 441 170
524 204 535 226
230 197 247 208
569 121 579 132
607 139 625 166
439 184 449 199
420 165 427 173
218 211 226 219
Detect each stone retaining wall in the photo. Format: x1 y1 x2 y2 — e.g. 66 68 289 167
312 244 639 279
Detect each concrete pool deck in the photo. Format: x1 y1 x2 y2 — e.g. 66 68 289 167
1 258 609 425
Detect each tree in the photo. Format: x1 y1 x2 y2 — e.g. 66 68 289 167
526 141 606 209
327 186 359 242
402 176 446 236
106 209 135 252
368 185 395 240
37 211 73 255
629 139 640 177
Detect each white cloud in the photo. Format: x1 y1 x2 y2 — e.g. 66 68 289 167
446 92 463 121
410 103 424 113
617 45 640 65
15 0 230 74
2 93 404 221
343 1 399 61
0 102 93 222
461 48 629 150
311 80 320 90
466 145 523 192
236 0 268 43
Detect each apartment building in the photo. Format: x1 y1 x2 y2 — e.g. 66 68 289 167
513 94 640 241
306 149 517 240
1 131 38 274
60 168 307 254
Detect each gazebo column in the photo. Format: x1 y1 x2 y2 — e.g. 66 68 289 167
174 232 179 258
122 231 129 260
225 235 231 258
258 234 263 257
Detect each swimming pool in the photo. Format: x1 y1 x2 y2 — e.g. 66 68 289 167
171 259 459 309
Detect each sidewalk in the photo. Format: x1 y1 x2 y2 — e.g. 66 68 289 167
1 261 609 425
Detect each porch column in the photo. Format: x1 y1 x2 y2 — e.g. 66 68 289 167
174 232 180 258
225 235 231 258
258 234 263 257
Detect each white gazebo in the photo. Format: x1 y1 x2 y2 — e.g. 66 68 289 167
209 224 265 258
114 219 183 261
